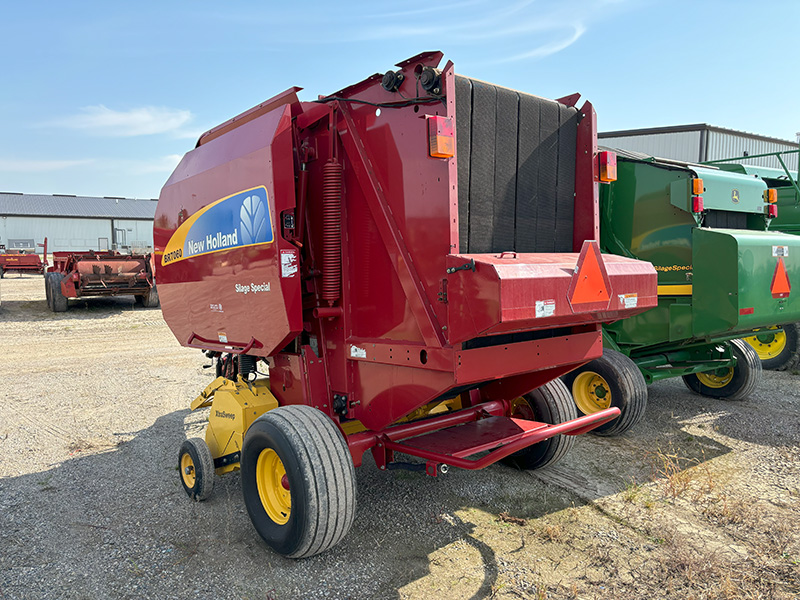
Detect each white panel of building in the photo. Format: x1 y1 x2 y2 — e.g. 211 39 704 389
113 219 153 251
0 216 112 252
706 131 798 170
601 131 703 163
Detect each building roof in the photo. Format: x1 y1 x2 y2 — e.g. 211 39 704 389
0 193 157 220
600 123 797 147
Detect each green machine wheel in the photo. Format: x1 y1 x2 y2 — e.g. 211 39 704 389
682 339 761 401
562 349 647 437
743 324 800 371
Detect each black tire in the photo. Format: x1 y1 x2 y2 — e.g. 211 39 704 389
502 379 578 470
178 438 215 501
44 272 54 309
744 324 800 371
561 348 648 436
241 405 356 558
141 284 159 308
682 339 762 401
48 273 68 312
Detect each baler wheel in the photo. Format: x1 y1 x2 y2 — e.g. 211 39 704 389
561 349 647 436
682 339 762 401
178 438 215 501
743 324 800 371
240 405 356 558
502 379 577 470
48 273 68 312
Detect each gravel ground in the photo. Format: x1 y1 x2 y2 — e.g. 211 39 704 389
1 274 798 599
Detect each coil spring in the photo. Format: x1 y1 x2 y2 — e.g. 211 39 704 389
238 354 257 379
322 160 343 305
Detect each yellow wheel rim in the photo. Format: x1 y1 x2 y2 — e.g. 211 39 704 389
509 396 535 420
256 448 291 525
744 327 787 361
696 369 734 389
572 371 612 414
180 453 196 488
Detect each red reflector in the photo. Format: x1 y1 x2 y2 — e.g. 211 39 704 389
768 204 778 218
692 195 704 213
428 115 454 158
771 257 791 298
739 307 754 315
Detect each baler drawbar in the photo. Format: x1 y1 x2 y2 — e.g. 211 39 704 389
157 51 657 558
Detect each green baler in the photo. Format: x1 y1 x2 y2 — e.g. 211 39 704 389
565 149 800 435
711 152 800 371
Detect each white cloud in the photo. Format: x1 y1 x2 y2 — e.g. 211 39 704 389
0 159 94 172
46 105 193 137
494 24 587 63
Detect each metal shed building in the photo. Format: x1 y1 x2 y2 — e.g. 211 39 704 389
600 124 798 171
0 193 156 253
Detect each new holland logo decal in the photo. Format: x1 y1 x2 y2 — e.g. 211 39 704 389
162 186 274 266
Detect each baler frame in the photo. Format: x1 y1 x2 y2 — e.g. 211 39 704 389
707 149 800 370
159 51 658 558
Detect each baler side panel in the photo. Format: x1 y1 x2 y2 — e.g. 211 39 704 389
155 106 302 357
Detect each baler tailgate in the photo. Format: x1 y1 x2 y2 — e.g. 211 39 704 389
384 409 620 470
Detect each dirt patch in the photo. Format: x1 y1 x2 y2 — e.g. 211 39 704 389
1 275 798 599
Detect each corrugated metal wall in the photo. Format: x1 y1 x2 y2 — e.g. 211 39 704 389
114 219 154 252
0 216 154 252
601 127 798 171
706 131 798 170
601 131 703 163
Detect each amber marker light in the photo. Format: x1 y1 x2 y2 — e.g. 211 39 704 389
598 151 617 183
764 189 778 203
428 115 454 158
691 178 704 194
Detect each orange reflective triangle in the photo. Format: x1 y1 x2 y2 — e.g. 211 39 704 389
771 257 791 298
571 246 610 304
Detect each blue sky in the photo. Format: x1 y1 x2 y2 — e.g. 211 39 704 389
2 0 798 199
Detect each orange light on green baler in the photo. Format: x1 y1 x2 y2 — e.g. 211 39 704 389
764 189 778 203
598 151 617 183
428 116 454 158
691 178 704 194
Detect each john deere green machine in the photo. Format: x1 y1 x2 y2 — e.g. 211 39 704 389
564 149 800 435
710 149 800 371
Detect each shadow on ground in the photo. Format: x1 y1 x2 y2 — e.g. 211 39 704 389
0 385 745 600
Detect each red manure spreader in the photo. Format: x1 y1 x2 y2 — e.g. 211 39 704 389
156 52 658 558
45 251 158 312
0 238 47 277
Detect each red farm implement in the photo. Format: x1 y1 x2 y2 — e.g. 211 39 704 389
45 250 158 312
0 238 47 277
156 51 658 558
